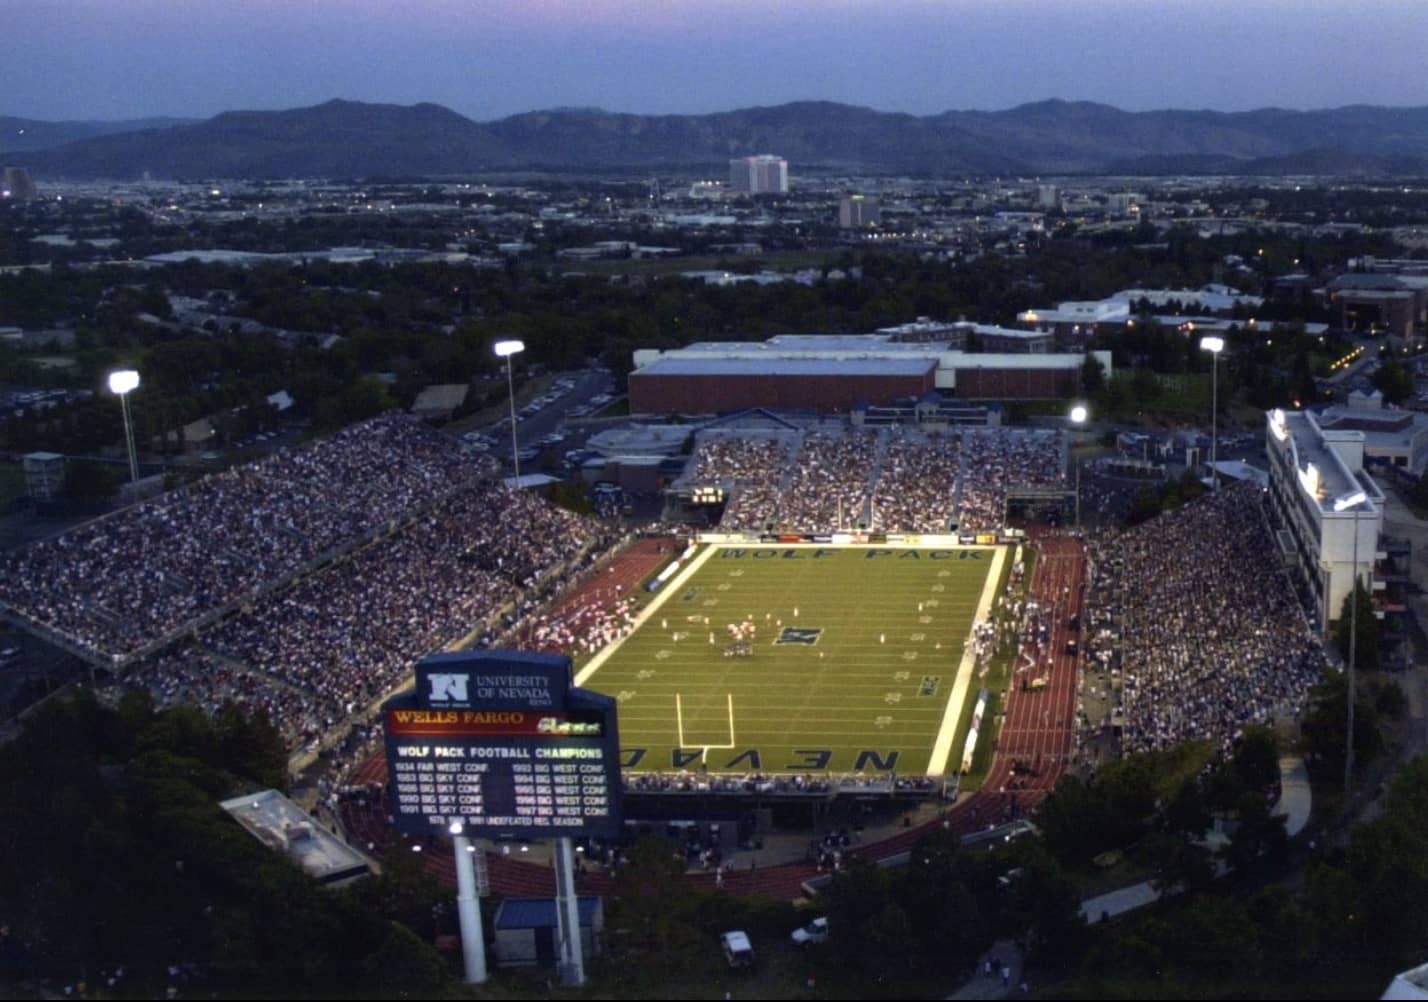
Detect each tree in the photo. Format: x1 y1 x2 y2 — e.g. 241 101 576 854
1129 366 1163 407
604 837 699 961
1302 669 1383 778
1334 579 1379 672
1144 831 1216 895
1230 725 1281 798
1372 356 1414 405
1039 774 1118 865
1341 755 1428 967
1080 352 1106 397
62 459 121 501
897 828 991 962
1163 777 1212 839
1001 849 1085 958
1221 793 1288 873
549 479 594 515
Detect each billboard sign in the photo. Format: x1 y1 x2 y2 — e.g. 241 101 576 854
383 650 621 838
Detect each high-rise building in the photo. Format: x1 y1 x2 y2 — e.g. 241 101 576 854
729 155 788 194
839 194 880 229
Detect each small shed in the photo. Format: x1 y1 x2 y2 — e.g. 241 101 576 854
493 896 603 969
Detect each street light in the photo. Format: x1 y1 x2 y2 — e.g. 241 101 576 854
1068 403 1088 527
493 340 525 483
1199 336 1225 491
107 369 141 484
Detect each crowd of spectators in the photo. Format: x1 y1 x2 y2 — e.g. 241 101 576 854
1083 482 1326 756
957 429 1065 534
872 429 961 532
688 435 792 532
0 414 485 660
124 472 611 751
624 771 833 795
126 642 339 750
781 431 878 532
688 427 1065 535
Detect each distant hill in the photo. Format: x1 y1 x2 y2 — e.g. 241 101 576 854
0 116 194 154
13 100 512 179
1105 147 1428 177
13 98 1428 179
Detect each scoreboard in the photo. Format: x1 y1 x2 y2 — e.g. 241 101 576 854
383 651 621 838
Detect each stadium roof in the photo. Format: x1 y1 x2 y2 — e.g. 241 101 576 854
679 335 941 354
764 334 938 352
634 357 936 378
587 424 694 456
1274 410 1380 514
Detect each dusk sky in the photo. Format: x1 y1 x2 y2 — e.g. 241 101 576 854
5 0 1428 122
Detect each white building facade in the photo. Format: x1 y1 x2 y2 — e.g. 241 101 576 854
1265 408 1384 633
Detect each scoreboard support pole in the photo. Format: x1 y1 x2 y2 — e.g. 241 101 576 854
554 837 586 986
453 834 489 984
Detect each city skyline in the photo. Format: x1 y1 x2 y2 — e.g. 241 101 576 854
4 0 1428 122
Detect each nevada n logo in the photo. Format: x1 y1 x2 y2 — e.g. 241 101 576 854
776 627 823 646
428 673 470 702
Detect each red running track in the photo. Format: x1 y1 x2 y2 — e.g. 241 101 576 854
517 536 676 652
338 535 1087 900
977 533 1085 820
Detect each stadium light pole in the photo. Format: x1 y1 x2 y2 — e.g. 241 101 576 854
1341 495 1368 796
494 340 525 484
107 369 141 484
1199 336 1225 491
1068 403 1088 527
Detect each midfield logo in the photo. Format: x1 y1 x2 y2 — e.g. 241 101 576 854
776 627 823 646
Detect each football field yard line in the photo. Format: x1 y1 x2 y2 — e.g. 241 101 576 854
674 692 737 755
925 545 1006 776
573 543 718 687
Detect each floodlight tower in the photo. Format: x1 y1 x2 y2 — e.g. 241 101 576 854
1199 336 1225 490
493 340 525 483
107 369 141 484
1069 403 1088 527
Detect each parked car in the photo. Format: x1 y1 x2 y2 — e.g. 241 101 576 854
721 930 755 968
791 916 828 946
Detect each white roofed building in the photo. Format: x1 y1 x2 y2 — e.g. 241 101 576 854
1265 407 1385 632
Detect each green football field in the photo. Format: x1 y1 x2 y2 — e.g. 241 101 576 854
576 544 1003 777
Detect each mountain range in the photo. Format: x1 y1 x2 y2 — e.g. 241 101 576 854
7 98 1428 179
0 116 195 155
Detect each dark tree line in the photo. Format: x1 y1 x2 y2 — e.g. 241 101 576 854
0 692 454 998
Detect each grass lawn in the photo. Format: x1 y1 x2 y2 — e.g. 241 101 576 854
579 544 1003 777
1154 371 1212 416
